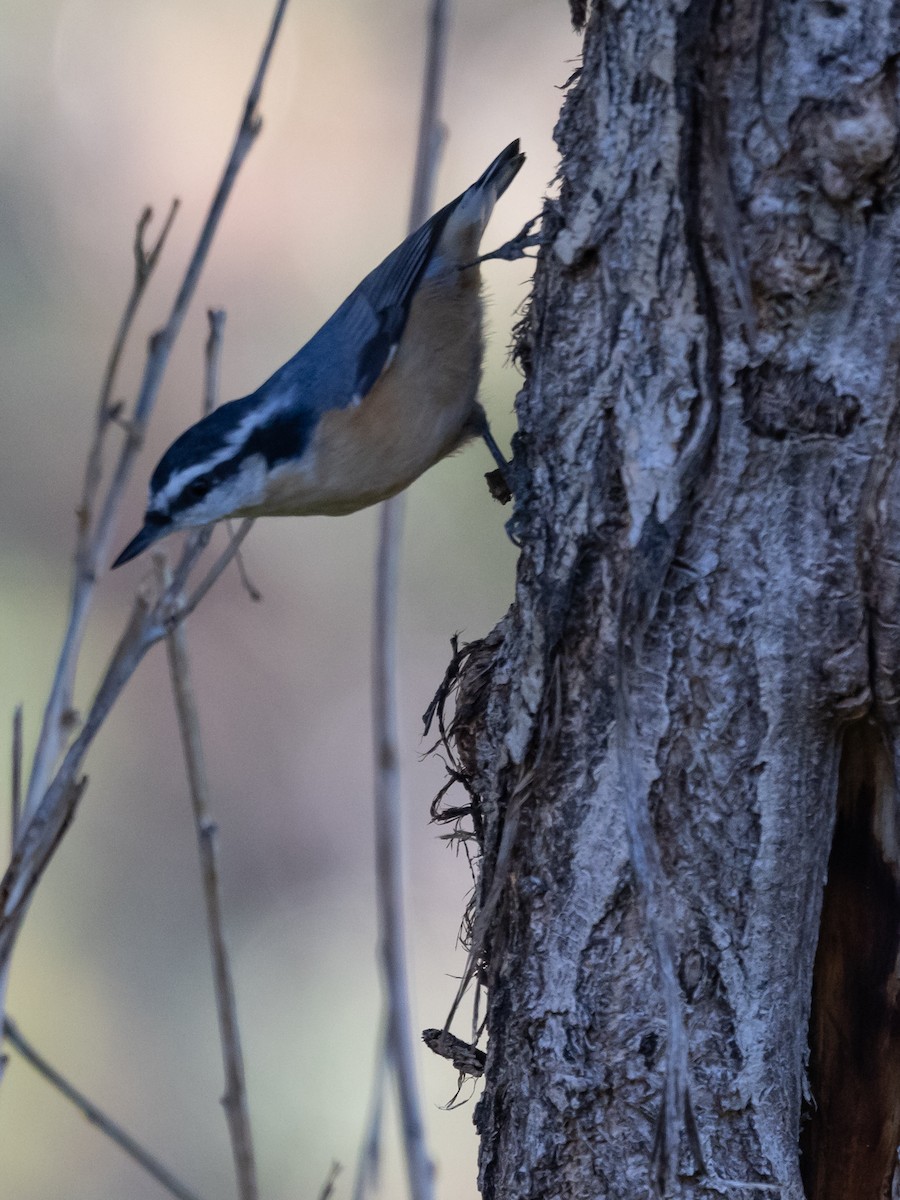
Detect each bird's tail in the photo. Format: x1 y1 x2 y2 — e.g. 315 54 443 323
472 139 526 201
434 139 525 267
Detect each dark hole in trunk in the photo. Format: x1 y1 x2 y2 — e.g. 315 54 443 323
801 720 900 1199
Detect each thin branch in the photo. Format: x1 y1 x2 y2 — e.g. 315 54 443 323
407 0 450 233
24 0 290 823
11 706 22 850
0 0 289 1108
374 499 436 1200
3 1017 209 1200
1 592 157 960
228 534 263 603
25 201 178 827
182 520 255 618
351 1014 389 1200
0 517 255 970
203 307 261 601
161 559 257 1200
317 1162 342 1200
203 308 227 417
79 201 180 558
369 3 451 1198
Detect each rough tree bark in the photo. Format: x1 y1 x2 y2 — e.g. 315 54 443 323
445 2 900 1197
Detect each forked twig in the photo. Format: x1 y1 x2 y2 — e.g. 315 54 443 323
368 2 450 1198
79 200 181 545
24 0 290 823
155 316 257 1200
1 3 287 1193
24 200 178 831
0 517 262 970
2 0 288 979
183 520 256 617
3 1017 209 1200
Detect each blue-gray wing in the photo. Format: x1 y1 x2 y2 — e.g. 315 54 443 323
261 197 456 413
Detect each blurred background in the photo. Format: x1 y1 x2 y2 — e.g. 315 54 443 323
0 1 575 1196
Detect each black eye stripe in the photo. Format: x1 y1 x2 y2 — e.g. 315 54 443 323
243 409 315 467
150 394 320 512
186 477 211 499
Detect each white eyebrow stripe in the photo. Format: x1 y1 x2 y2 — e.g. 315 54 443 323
154 389 295 507
157 462 215 504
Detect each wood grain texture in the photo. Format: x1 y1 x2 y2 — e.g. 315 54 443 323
442 2 900 1196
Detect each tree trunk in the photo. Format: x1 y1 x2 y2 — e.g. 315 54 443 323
446 2 900 1196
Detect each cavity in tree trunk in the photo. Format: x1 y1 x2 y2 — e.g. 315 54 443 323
441 3 900 1197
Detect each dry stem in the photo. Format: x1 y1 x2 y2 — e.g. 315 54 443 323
10 706 22 851
163 560 257 1200
2 0 289 1002
351 1015 389 1200
0 519 259 968
155 304 257 1200
1 3 285 1193
203 307 261 602
23 0 289 821
203 308 227 417
369 2 451 1198
3 1017 208 1200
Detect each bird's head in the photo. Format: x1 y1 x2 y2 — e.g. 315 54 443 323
112 393 311 568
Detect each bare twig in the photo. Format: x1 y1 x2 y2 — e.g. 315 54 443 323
182 520 255 617
25 200 178 829
318 1161 342 1200
161 559 257 1200
203 308 227 417
351 1014 389 1200
374 499 435 1200
406 0 450 234
1 0 290 985
3 1016 208 1200
11 706 22 850
0 517 258 971
81 200 181 549
229 536 263 603
203 308 261 601
1 592 157 962
369 2 451 1198
24 0 290 822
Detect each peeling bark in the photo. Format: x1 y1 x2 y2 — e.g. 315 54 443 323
441 2 900 1196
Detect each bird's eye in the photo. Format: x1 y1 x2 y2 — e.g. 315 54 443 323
186 477 211 502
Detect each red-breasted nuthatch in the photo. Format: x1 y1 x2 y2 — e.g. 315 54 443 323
112 140 525 568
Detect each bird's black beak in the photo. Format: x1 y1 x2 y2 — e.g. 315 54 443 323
111 516 171 569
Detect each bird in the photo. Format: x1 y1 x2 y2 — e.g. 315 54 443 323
112 140 525 569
